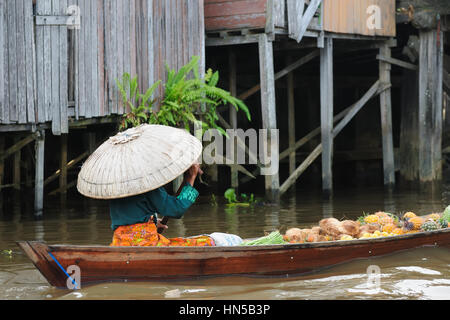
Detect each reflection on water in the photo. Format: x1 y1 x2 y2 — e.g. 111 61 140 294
0 186 449 300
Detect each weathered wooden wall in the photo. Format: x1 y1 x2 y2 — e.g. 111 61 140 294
323 0 396 37
0 0 36 125
204 0 269 31
0 0 205 134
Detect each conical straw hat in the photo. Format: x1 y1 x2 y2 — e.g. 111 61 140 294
77 124 202 199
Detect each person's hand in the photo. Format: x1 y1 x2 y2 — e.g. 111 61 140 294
156 218 168 232
185 163 203 186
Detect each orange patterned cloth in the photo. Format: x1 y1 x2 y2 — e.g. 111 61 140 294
110 221 215 247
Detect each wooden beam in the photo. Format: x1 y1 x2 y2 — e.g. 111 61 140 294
320 37 333 192
229 48 238 189
34 130 45 216
287 55 296 185
44 150 89 187
418 29 444 183
280 144 322 195
59 134 68 195
379 43 396 187
376 54 418 71
0 132 38 162
258 34 279 200
237 49 319 101
279 80 388 195
13 136 21 190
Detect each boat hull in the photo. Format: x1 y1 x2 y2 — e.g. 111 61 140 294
17 228 450 288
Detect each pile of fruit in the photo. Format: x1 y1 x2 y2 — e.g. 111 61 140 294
283 206 450 244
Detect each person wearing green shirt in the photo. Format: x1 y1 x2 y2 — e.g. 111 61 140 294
109 163 216 247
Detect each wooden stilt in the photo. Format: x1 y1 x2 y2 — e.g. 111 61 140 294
287 55 296 190
34 130 45 216
0 135 4 207
418 29 444 184
13 136 21 190
399 69 419 183
229 48 238 189
59 134 68 195
379 42 396 187
320 37 333 193
258 34 279 201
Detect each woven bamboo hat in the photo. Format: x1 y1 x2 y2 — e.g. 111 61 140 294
77 124 202 199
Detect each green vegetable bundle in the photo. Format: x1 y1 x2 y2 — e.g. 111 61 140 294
243 231 287 246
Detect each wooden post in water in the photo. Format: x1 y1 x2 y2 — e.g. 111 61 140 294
287 54 296 191
59 134 68 196
258 34 280 201
13 136 21 190
418 28 444 185
379 42 396 188
320 37 333 193
399 68 419 184
229 48 238 189
34 130 45 216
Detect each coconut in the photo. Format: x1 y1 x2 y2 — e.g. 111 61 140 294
319 218 343 238
358 223 380 237
310 226 321 234
339 220 360 237
285 228 303 242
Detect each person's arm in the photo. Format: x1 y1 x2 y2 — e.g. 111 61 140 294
147 183 199 219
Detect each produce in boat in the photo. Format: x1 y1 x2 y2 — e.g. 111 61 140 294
364 214 380 224
404 216 424 231
382 223 397 234
391 227 404 235
319 218 343 238
284 228 306 243
403 212 417 219
439 217 449 228
426 213 441 222
421 220 439 232
379 216 394 226
340 220 360 237
244 231 287 245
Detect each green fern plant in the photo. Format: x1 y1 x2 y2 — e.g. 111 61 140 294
152 56 251 134
115 73 161 130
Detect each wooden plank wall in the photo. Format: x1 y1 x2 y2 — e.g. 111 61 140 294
74 0 205 116
0 0 36 125
152 0 205 104
36 0 69 134
204 0 269 31
1 0 205 131
323 0 396 37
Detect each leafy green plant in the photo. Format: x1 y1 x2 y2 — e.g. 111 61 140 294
115 73 161 130
224 188 256 207
117 56 251 134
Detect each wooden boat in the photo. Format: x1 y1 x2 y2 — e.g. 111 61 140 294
17 228 450 288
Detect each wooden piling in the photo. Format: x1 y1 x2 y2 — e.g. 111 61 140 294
320 37 333 193
258 33 280 200
287 55 296 190
59 133 68 195
13 135 21 190
418 28 444 184
34 130 45 216
399 69 419 183
379 42 395 187
229 48 238 189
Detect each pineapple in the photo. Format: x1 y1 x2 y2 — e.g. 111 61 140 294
364 214 379 224
438 217 448 228
421 220 439 232
403 212 416 220
403 216 424 231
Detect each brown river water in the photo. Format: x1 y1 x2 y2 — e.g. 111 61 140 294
0 186 449 300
